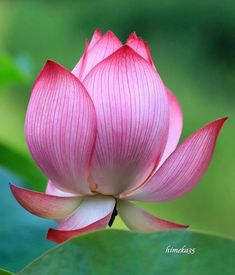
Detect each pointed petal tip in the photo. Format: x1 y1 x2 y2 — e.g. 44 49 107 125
105 30 115 36
46 226 94 244
43 60 61 72
145 214 189 230
202 116 227 137
73 30 122 80
172 223 189 229
38 59 91 89
42 60 82 78
47 228 67 244
37 60 70 82
126 34 155 66
9 182 28 197
103 30 120 41
127 32 138 42
214 116 228 127
94 29 102 35
9 182 19 197
110 44 146 59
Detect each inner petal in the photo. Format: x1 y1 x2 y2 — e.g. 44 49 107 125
84 46 169 196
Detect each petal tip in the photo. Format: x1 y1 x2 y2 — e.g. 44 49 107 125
9 182 23 197
176 224 189 229
35 60 67 84
47 228 64 244
127 32 138 42
47 228 84 244
216 116 228 125
94 29 102 35
43 60 61 72
209 116 228 135
47 227 87 244
103 30 121 42
112 44 142 57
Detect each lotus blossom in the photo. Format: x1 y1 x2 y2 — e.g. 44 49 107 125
10 30 226 244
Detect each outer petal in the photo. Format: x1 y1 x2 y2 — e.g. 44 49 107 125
57 195 115 230
25 61 97 195
46 181 77 197
72 31 122 80
72 30 103 78
157 88 183 167
126 32 154 66
47 215 111 243
123 117 227 201
84 46 169 195
10 183 82 219
117 200 187 231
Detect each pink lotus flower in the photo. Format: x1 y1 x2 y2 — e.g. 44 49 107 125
10 30 226 243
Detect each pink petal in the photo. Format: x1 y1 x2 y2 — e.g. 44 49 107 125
72 31 122 80
47 215 111 243
126 32 154 66
123 117 227 201
25 61 97 195
127 35 182 167
126 32 138 41
117 200 188 231
46 180 77 197
10 183 82 219
83 45 169 195
157 88 183 167
87 29 103 50
70 41 89 81
57 195 115 230
72 30 103 79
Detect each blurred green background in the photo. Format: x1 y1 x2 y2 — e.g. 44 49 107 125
0 0 234 272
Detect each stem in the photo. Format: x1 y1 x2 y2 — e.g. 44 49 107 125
108 201 118 227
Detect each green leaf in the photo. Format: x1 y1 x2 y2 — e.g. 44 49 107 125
0 268 14 275
18 230 235 275
0 143 46 191
0 168 54 273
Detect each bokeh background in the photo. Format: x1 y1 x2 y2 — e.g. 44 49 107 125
0 0 234 272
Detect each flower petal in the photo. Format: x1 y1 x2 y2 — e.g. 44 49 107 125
117 200 188 231
127 36 182 168
72 31 122 80
57 195 115 230
157 88 183 167
84 45 169 195
87 29 103 50
47 215 111 243
46 180 77 197
25 61 97 194
126 32 154 66
72 30 103 79
10 183 82 219
70 41 89 80
123 117 227 201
